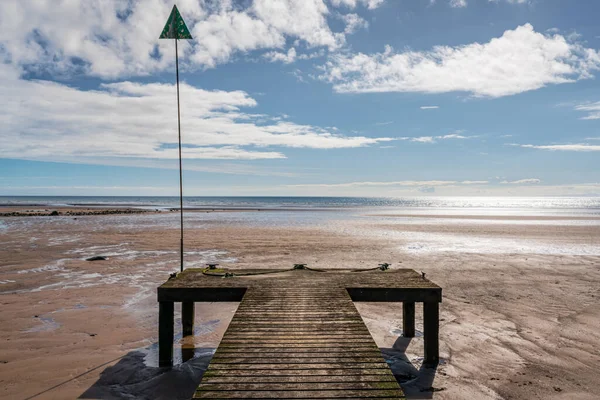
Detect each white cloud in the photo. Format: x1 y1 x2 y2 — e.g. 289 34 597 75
513 143 600 151
420 106 439 110
339 13 369 34
287 180 489 188
438 133 469 139
491 0 530 4
320 24 600 98
501 178 541 184
399 132 475 143
450 0 467 8
406 136 436 143
0 0 358 78
574 101 600 120
263 47 326 64
0 64 393 162
264 47 297 64
329 0 386 9
252 0 344 50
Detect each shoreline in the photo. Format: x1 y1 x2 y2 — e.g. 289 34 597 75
0 205 348 217
0 206 158 217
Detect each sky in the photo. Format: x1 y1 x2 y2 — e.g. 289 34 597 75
1 0 600 197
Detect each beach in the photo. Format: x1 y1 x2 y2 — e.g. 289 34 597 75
1 199 599 399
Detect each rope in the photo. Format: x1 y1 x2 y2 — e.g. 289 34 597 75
200 263 392 278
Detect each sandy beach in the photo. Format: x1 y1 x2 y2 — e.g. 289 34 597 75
1 207 599 399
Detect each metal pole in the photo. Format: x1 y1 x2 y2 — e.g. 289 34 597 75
176 38 184 273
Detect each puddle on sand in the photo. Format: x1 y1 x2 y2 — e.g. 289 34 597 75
410 356 448 366
390 328 424 337
144 346 216 367
24 316 61 333
143 319 220 367
16 259 68 274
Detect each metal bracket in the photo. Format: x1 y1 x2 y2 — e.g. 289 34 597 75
378 263 390 271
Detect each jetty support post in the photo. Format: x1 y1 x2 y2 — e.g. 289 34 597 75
403 301 415 337
159 301 174 367
182 301 195 336
423 301 439 366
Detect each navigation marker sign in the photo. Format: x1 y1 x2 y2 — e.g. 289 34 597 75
159 5 193 273
160 5 193 40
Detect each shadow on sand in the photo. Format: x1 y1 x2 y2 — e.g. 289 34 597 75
382 336 441 399
78 347 214 400
66 336 438 399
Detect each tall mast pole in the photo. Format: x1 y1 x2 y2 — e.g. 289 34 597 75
176 38 184 273
159 5 192 274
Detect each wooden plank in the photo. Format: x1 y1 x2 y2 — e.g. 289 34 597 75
206 363 390 370
209 357 387 364
195 389 404 399
212 355 383 361
197 382 401 391
202 369 394 377
214 348 381 355
200 375 398 384
194 286 404 399
216 344 381 349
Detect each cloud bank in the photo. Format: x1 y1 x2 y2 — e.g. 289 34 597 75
0 64 393 162
320 24 600 97
0 0 383 78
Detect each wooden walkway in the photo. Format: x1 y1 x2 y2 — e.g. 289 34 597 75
157 267 442 399
194 286 404 399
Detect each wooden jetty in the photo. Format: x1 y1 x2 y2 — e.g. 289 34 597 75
157 267 442 399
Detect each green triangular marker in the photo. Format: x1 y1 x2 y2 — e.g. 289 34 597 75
159 5 193 40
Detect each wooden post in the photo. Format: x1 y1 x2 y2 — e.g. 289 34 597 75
159 301 174 367
181 346 195 363
423 301 439 366
402 301 415 337
182 301 195 336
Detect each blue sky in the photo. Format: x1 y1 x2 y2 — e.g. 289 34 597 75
1 0 600 196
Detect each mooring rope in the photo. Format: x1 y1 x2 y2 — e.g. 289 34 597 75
200 263 391 278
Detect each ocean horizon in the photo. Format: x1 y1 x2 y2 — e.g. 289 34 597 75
2 195 600 212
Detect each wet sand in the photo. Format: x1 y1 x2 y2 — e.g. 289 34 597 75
0 209 599 399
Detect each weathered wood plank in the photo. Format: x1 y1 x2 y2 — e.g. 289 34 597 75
214 348 381 355
201 369 395 378
194 389 404 399
209 356 387 364
207 362 391 370
194 286 405 399
200 374 398 384
213 352 384 358
216 343 380 349
198 382 401 391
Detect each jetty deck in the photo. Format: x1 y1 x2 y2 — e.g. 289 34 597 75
157 267 442 399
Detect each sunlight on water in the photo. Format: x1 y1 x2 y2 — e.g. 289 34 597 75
2 195 600 212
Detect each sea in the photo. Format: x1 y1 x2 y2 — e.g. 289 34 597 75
2 195 600 215
2 196 599 256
